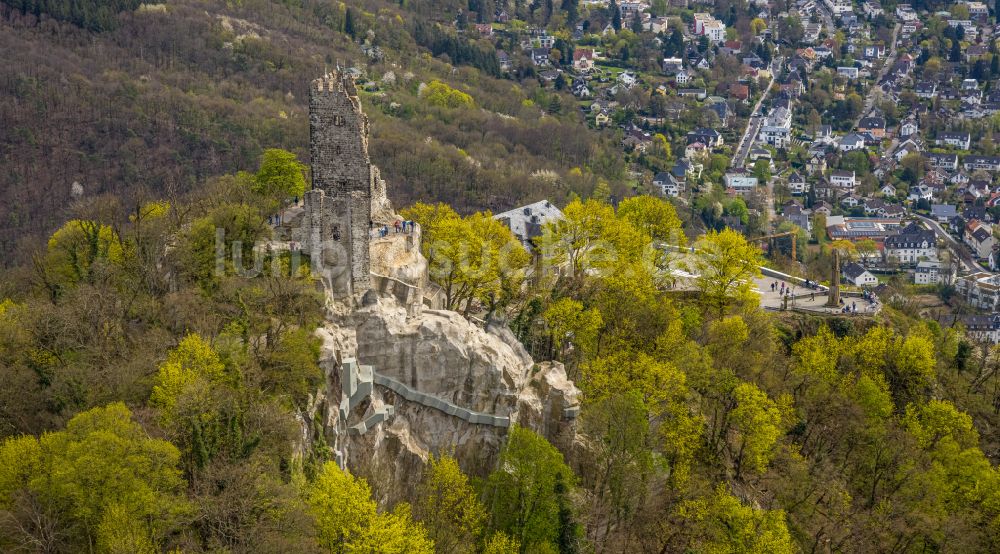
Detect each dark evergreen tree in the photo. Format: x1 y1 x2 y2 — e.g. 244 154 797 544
554 472 580 554
631 12 644 34
973 59 987 80
610 0 622 30
345 7 357 39
671 28 684 53
561 0 578 23
6 0 142 31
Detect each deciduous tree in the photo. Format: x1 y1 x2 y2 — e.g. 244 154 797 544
688 229 763 315
253 149 307 200
484 426 575 552
415 455 486 554
305 462 433 554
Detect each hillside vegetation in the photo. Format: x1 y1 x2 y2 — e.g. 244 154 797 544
3 160 1000 551
6 1 1000 553
0 0 622 264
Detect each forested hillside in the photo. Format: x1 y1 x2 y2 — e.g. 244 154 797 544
5 161 1000 551
0 0 622 264
7 1 1000 553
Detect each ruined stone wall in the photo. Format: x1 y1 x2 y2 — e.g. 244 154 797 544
309 72 372 295
302 189 352 294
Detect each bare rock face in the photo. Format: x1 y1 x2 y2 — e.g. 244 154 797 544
315 294 581 504
355 302 530 413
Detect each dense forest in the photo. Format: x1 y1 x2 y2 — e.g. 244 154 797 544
2 149 1000 551
0 0 623 265
7 1 1000 553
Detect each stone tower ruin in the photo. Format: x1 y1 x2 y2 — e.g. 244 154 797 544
306 71 373 296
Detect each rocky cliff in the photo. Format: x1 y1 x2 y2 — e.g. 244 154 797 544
311 286 580 503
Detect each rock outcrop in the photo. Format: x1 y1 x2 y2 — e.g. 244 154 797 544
313 290 580 503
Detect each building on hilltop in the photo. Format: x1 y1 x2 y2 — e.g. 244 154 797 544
302 71 395 297
494 200 564 251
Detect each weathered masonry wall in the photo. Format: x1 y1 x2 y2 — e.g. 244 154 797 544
337 358 512 438
309 72 372 295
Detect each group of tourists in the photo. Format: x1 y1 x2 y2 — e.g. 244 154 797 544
770 281 793 297
370 219 415 238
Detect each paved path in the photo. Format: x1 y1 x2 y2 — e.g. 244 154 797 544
753 276 879 315
857 23 902 125
661 245 876 316
732 57 780 168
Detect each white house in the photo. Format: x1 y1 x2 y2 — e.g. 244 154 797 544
915 81 937 98
964 156 1000 172
573 48 596 72
837 66 860 79
956 273 1000 311
908 185 934 202
895 4 917 21
760 106 793 148
494 200 564 251
894 138 922 161
914 260 949 285
827 0 854 15
839 133 867 152
969 2 989 18
653 172 683 197
788 172 807 195
884 223 937 265
724 172 758 194
937 132 972 150
965 220 995 259
930 204 958 222
693 13 713 34
830 170 856 190
843 262 879 286
702 20 726 43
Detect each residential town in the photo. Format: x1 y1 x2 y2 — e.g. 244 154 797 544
457 0 1000 341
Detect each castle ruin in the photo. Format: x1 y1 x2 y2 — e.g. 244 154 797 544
305 71 390 297
291 71 580 501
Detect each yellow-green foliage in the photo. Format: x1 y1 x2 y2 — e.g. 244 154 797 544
0 403 187 550
422 80 474 108
44 219 124 285
404 203 529 313
0 435 41 510
150 334 228 428
616 195 685 245
730 382 785 474
415 455 486 553
0 298 16 319
482 532 521 554
304 462 434 553
130 200 171 222
678 484 794 554
543 297 602 359
253 148 307 199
